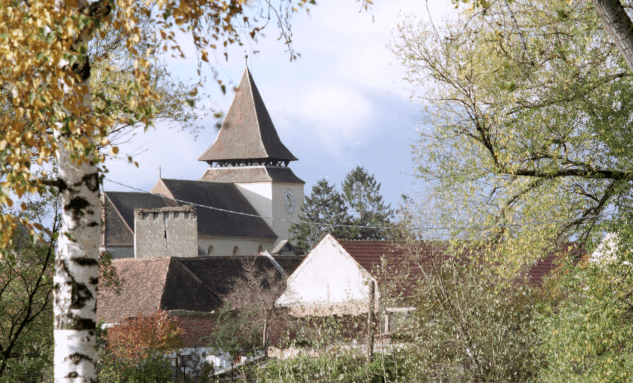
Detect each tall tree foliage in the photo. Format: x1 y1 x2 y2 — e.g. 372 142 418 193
290 179 354 252
0 194 58 382
391 0 633 271
342 166 394 240
291 169 393 252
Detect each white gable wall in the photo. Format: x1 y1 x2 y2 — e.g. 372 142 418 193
277 234 376 316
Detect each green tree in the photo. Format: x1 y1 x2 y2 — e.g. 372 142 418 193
342 166 394 240
211 258 289 359
391 1 633 380
0 195 57 383
290 179 354 252
536 219 633 382
390 0 633 273
400 242 543 382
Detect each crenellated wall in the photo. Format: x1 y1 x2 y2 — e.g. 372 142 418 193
134 206 198 258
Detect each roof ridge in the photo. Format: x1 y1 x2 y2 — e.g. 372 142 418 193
245 67 268 158
159 257 176 310
104 193 134 235
174 259 223 301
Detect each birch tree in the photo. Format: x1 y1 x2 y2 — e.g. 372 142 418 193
0 0 363 380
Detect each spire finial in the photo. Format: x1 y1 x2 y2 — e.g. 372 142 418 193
157 165 162 179
245 52 248 67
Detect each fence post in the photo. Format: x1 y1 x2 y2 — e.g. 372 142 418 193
366 279 375 363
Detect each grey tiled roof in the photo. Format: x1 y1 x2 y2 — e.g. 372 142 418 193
103 192 169 246
198 67 297 163
199 166 304 184
105 192 170 232
152 179 277 238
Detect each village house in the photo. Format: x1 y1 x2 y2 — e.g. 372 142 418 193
96 254 303 370
277 234 563 333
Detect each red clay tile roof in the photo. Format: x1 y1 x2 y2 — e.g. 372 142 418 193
98 256 290 324
98 257 171 323
198 67 297 163
338 240 564 288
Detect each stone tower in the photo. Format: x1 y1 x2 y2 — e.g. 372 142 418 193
198 67 304 247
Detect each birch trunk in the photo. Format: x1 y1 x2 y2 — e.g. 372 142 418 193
53 143 100 382
592 0 633 74
53 0 107 381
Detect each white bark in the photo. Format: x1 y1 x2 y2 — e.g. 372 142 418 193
53 1 105 381
54 137 101 382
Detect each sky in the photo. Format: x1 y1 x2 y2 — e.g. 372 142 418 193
103 0 454 211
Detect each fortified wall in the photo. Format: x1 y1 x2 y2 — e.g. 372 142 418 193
134 206 198 258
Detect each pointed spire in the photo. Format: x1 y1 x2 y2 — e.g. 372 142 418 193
198 67 298 166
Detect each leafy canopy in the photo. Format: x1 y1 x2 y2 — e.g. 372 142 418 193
391 0 633 271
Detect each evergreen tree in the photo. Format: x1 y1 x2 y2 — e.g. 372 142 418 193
290 179 353 253
342 166 394 240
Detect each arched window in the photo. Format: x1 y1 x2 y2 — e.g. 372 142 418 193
258 245 264 254
207 245 214 256
233 246 239 255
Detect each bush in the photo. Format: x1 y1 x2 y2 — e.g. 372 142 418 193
536 236 633 382
257 350 408 383
99 353 173 383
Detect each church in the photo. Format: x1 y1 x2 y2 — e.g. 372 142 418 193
101 67 305 258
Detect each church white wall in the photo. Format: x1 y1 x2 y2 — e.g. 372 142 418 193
271 183 304 247
198 235 276 256
277 234 376 316
235 181 304 247
235 182 273 228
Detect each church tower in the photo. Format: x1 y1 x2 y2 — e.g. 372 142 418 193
198 67 305 247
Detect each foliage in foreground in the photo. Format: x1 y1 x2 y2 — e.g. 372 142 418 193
105 310 185 361
536 228 633 382
258 350 407 383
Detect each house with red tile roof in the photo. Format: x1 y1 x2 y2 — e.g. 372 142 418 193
97 253 304 370
277 234 564 321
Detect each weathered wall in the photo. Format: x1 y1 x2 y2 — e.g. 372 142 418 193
134 206 198 258
198 235 276 256
271 182 304 247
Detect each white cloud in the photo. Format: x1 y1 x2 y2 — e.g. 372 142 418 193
291 83 374 151
103 124 209 192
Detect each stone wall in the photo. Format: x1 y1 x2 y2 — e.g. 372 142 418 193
134 206 198 258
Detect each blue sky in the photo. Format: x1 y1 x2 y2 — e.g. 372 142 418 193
103 0 453 211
